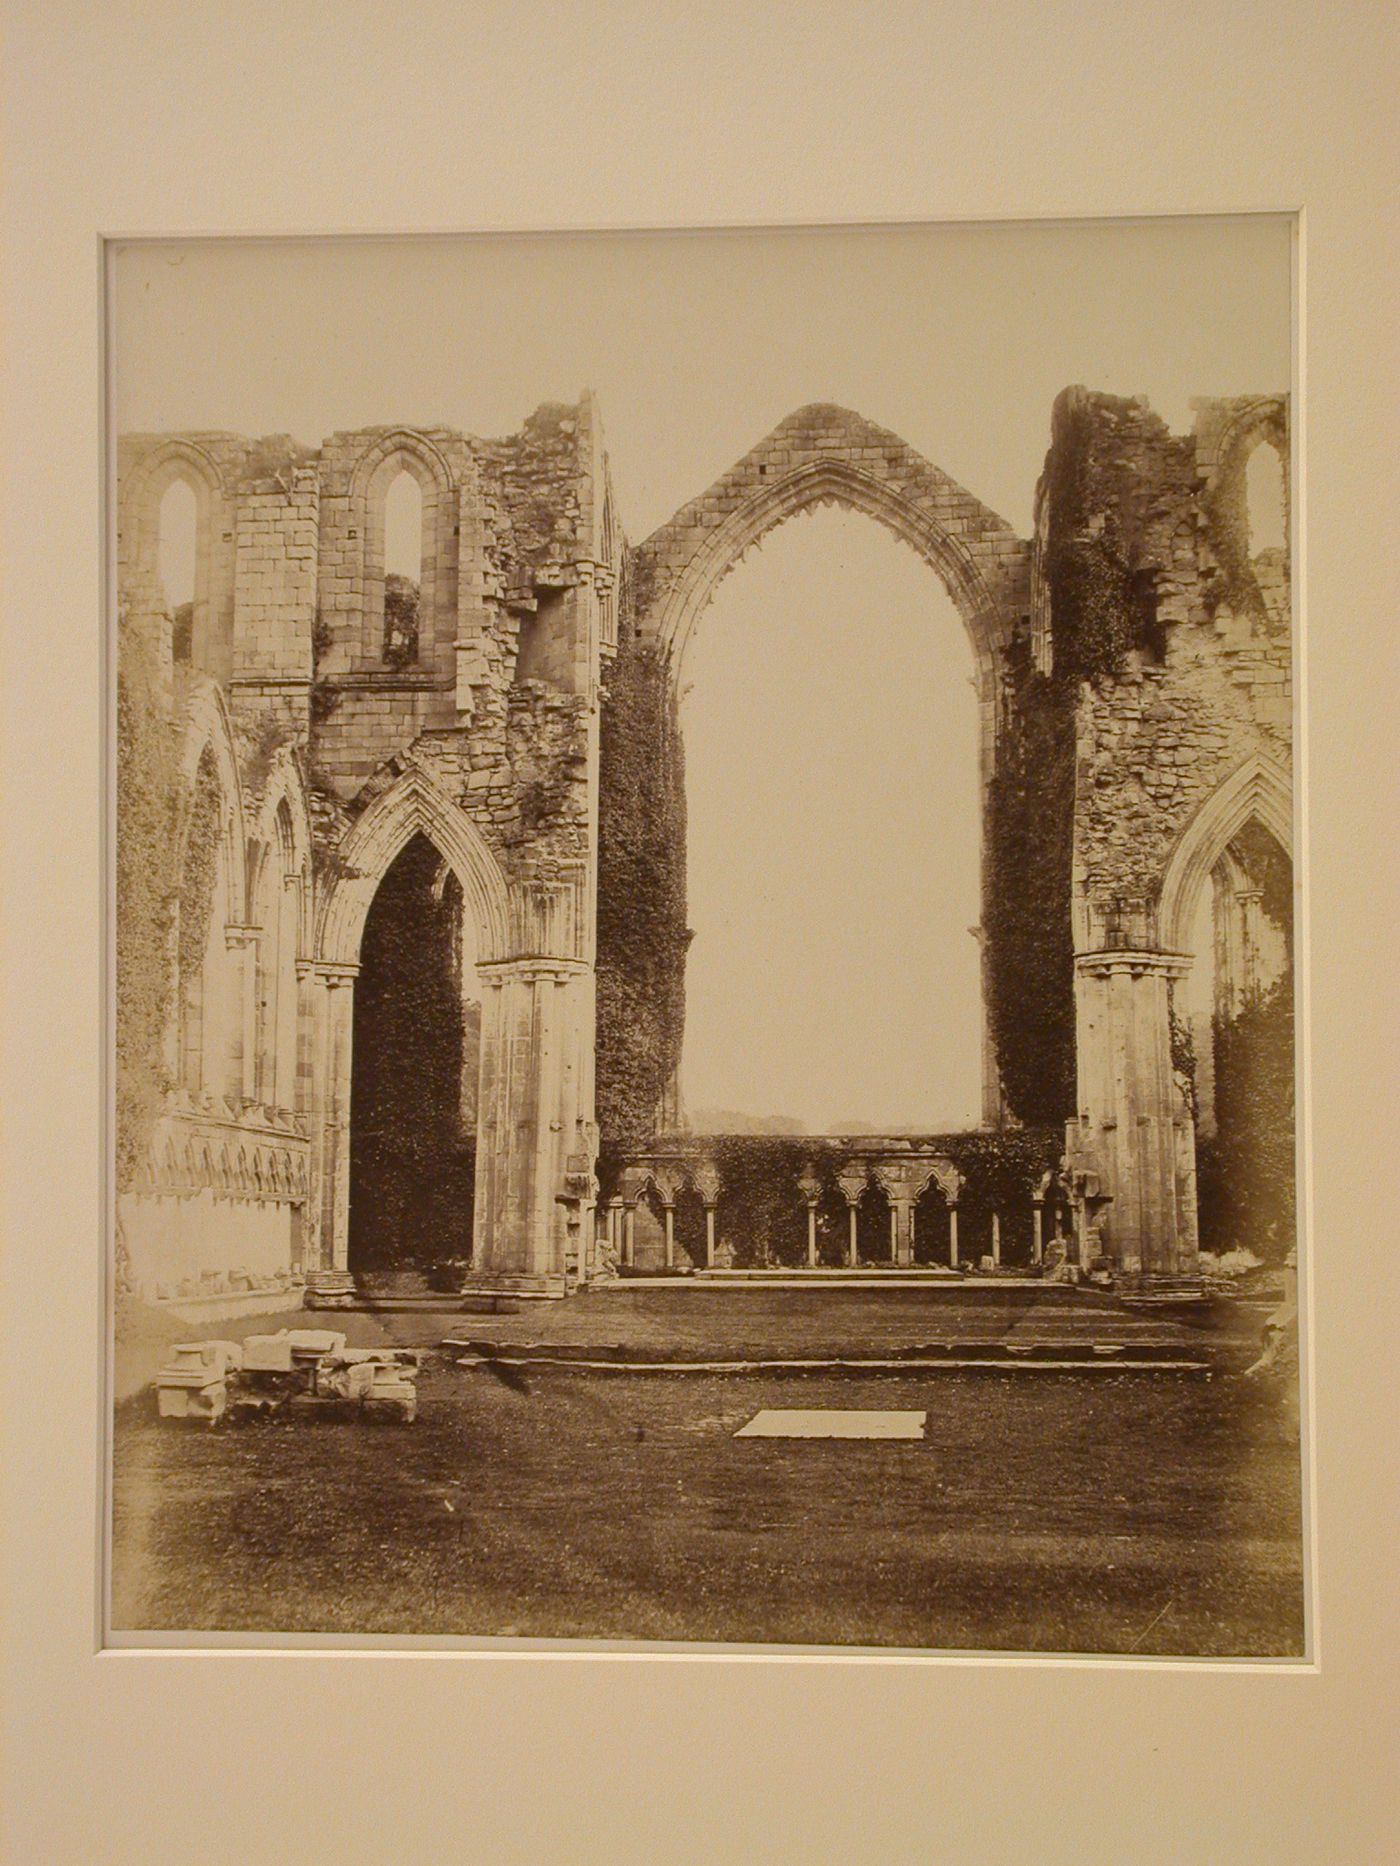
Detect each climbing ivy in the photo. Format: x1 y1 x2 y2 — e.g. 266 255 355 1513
985 639 1077 1127
1196 975 1296 1262
594 619 691 1146
115 626 178 1188
1043 389 1190 686
176 752 224 983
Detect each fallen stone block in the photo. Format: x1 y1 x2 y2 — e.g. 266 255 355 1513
364 1366 418 1423
154 1344 233 1422
316 1359 376 1402
157 1378 226 1422
242 1332 294 1372
286 1329 348 1372
335 1347 422 1370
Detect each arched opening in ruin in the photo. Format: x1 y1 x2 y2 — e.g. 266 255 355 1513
347 832 482 1274
677 505 982 1137
158 476 198 664
1178 814 1294 1260
854 1180 894 1266
382 469 423 666
1245 439 1287 561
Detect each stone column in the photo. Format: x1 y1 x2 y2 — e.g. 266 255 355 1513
948 1203 959 1269
837 1166 867 1268
652 1166 684 1270
797 1164 823 1268
692 1164 722 1271
223 925 261 1103
1032 1170 1055 1268
1067 948 1199 1291
1238 886 1264 1002
469 957 587 1296
304 960 358 1300
990 1210 1001 1267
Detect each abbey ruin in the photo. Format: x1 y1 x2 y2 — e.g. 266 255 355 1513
115 388 1293 1311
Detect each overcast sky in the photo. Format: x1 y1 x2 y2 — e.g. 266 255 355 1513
113 218 1291 1129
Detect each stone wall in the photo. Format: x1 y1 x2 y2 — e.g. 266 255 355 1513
1041 388 1292 952
118 396 619 1303
1036 388 1292 1289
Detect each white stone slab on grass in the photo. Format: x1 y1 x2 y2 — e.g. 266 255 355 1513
735 1409 927 1439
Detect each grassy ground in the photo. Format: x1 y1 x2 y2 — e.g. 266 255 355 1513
111 1358 1304 1657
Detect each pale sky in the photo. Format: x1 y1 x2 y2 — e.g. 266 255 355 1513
116 218 1291 1130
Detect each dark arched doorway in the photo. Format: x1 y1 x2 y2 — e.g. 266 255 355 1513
348 833 481 1274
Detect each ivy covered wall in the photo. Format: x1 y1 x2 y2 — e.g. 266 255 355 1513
594 609 691 1147
985 642 1077 1128
115 626 178 1189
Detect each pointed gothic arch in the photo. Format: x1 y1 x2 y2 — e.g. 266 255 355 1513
626 406 1028 1128
1157 752 1294 953
317 764 511 969
119 437 235 681
347 429 457 670
632 407 1029 718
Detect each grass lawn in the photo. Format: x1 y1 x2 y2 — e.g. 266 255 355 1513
111 1361 1304 1657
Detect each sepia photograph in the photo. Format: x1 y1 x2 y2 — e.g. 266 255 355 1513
106 216 1305 1659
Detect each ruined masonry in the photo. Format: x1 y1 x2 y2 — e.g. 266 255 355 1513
116 389 1291 1307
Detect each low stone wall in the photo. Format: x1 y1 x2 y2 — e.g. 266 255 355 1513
118 1188 303 1305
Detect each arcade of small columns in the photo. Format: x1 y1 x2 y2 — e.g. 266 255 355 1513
599 1156 1068 1273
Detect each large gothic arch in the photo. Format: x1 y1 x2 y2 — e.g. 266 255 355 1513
631 405 1030 719
627 405 1031 1126
317 762 511 969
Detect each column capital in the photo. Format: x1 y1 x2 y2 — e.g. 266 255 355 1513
477 956 589 988
299 959 360 987
224 923 262 950
836 1165 870 1208
1074 948 1193 981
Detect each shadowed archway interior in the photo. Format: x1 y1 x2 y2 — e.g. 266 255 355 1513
348 833 481 1272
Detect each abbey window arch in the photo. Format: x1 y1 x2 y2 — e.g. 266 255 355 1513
348 433 456 674
119 439 235 685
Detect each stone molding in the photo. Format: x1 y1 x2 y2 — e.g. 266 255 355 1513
135 1096 310 1203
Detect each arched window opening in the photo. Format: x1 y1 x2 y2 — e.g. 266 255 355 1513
382 470 423 667
1183 815 1295 1262
679 505 982 1137
1245 441 1287 563
158 477 198 664
348 834 481 1275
